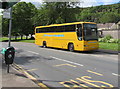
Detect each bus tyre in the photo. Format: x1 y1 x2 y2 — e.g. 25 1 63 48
43 41 47 48
68 44 74 52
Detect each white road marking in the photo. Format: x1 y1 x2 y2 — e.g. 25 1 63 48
50 56 84 67
43 48 86 56
112 73 120 77
28 51 39 55
42 48 117 60
91 55 104 57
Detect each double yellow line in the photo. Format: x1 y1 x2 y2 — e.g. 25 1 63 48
12 63 50 89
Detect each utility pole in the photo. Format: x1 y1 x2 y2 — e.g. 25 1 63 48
8 7 12 47
7 7 12 73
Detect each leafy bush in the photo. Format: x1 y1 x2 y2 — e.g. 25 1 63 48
99 35 120 43
107 39 115 43
104 35 113 40
107 39 116 43
99 38 106 42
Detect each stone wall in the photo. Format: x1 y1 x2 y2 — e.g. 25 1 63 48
99 29 120 39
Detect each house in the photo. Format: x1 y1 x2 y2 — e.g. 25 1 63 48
97 21 120 39
111 21 120 29
97 23 115 30
97 21 120 30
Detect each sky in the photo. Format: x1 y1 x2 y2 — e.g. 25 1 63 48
20 0 120 7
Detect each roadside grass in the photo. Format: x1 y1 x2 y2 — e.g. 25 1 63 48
0 37 8 42
99 42 119 51
16 39 35 43
0 37 26 41
0 37 35 43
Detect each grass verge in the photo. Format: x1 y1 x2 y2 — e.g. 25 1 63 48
16 39 35 43
0 37 35 43
0 37 8 42
99 42 119 51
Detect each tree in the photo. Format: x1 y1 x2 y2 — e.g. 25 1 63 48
0 15 2 36
12 2 37 39
77 9 95 22
99 12 120 23
2 18 9 37
76 3 120 23
33 2 81 26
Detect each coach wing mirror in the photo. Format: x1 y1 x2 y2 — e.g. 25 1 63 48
76 28 78 32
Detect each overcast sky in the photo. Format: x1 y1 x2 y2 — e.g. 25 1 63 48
21 0 120 7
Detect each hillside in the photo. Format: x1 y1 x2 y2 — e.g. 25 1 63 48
77 3 120 23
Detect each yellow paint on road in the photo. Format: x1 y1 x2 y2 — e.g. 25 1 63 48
13 63 50 89
59 81 72 87
12 64 114 88
80 76 114 87
76 77 100 87
87 70 103 76
60 76 114 88
70 79 88 88
54 63 76 67
26 69 37 71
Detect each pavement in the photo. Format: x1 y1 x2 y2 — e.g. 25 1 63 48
97 49 119 54
0 55 41 89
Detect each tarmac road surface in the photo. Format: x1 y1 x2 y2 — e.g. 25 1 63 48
1 42 119 88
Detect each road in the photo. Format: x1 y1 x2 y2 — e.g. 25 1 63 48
1 42 119 88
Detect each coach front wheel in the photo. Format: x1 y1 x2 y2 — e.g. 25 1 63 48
43 41 47 48
68 43 74 52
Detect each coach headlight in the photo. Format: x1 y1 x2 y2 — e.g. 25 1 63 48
84 45 88 47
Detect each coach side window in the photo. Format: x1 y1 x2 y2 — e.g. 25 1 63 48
76 24 82 40
65 25 75 32
36 28 40 33
56 26 65 32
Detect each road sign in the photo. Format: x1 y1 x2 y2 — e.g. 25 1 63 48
3 8 10 18
0 0 20 9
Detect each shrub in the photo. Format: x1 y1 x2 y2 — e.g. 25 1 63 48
104 35 113 40
99 35 120 43
98 38 104 42
118 39 120 43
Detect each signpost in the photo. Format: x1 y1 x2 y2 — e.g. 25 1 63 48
3 8 10 19
8 7 12 47
0 0 20 73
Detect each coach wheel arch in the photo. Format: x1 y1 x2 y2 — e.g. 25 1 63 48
68 43 74 52
43 41 47 48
